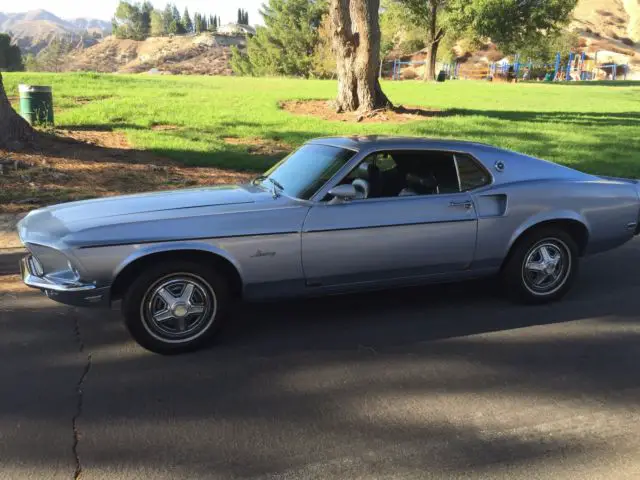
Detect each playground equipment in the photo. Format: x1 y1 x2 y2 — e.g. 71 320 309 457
387 50 631 82
490 51 629 82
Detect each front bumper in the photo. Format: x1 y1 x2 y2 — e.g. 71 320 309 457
20 255 110 308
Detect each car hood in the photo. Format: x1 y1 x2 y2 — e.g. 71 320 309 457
18 185 259 246
51 185 254 222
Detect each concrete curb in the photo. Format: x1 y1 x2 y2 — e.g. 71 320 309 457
0 249 24 275
0 214 25 274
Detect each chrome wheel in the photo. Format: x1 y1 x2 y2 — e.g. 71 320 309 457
141 274 217 343
521 239 571 295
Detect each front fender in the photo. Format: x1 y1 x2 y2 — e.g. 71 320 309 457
112 241 246 283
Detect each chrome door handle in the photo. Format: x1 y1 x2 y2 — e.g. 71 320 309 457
449 200 473 209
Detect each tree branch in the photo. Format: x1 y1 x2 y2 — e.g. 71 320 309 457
432 27 445 44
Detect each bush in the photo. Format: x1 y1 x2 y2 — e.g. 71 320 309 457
230 46 253 76
311 13 336 79
402 69 418 80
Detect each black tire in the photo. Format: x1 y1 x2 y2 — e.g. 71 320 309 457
122 261 229 354
502 227 579 304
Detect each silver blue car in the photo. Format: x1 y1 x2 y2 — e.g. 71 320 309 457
18 136 640 354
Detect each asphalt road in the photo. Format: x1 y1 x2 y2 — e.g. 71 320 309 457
2 239 640 479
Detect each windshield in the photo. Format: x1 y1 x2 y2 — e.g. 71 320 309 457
259 144 356 200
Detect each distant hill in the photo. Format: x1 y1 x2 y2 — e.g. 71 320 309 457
64 33 246 76
0 9 112 54
572 0 639 43
69 18 112 33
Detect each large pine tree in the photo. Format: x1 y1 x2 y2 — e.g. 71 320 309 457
230 0 324 77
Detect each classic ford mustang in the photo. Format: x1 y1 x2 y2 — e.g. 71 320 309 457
18 136 640 353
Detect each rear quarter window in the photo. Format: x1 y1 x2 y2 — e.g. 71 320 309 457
456 154 491 191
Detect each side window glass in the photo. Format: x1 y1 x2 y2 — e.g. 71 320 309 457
343 159 372 183
337 152 402 199
328 150 490 201
455 154 490 191
374 153 396 172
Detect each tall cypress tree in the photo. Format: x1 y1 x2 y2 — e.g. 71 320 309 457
140 1 153 37
171 4 181 24
162 3 173 32
183 7 193 33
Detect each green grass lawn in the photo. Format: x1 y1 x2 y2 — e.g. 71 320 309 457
4 72 640 176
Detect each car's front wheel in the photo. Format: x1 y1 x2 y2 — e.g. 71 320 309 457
122 261 229 354
502 228 578 304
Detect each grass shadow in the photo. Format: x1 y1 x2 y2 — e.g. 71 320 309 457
521 80 640 87
446 109 640 128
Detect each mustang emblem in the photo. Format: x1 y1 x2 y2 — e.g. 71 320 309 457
250 249 276 258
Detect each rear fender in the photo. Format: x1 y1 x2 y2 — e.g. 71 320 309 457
507 210 590 253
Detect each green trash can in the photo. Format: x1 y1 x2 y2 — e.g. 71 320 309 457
19 84 54 126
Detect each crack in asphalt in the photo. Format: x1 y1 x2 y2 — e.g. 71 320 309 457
72 312 92 480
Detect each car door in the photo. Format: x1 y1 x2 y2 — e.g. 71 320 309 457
301 150 479 287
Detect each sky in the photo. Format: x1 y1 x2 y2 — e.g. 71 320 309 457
0 0 264 24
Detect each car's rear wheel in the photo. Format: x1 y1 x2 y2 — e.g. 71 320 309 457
122 261 229 354
502 228 578 304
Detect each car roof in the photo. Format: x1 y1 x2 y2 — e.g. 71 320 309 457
306 135 596 185
307 135 499 153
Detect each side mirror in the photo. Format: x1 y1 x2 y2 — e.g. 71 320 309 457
328 184 358 201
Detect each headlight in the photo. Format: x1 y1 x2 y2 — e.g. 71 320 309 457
67 260 81 281
29 256 44 276
26 243 71 275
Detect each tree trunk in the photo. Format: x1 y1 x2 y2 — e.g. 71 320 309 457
425 39 440 81
330 0 391 112
0 73 34 149
423 0 443 81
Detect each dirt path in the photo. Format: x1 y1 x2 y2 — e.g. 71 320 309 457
0 129 252 214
